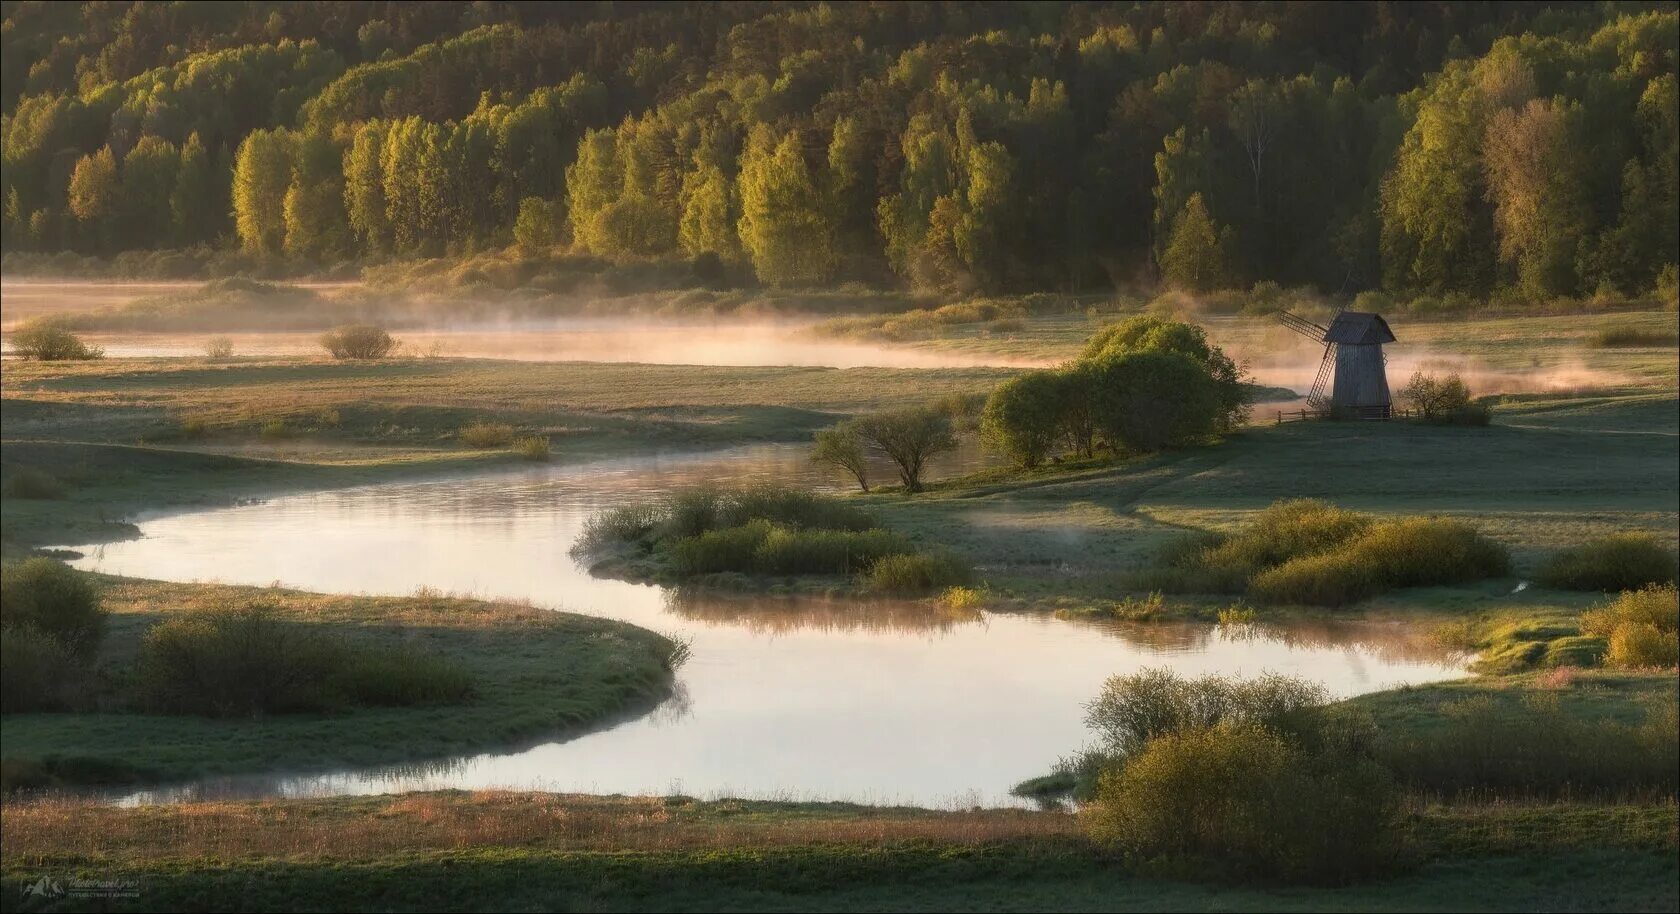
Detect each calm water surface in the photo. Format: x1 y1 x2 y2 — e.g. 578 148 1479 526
67 443 1463 807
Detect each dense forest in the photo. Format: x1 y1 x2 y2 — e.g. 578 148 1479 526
2 1 1676 302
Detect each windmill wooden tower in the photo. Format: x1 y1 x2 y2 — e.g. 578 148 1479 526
1278 310 1396 419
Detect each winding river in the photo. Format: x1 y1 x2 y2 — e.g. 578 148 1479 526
63 442 1466 808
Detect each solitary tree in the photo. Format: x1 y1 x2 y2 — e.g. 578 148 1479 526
811 422 870 492
853 408 956 493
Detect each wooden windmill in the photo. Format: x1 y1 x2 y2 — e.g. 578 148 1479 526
1278 310 1397 419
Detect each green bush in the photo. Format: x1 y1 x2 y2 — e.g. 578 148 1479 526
1400 371 1475 421
1581 585 1678 668
460 421 516 448
864 551 972 595
0 624 80 712
135 606 474 717
8 320 103 360
259 419 293 440
1084 722 1401 884
0 559 105 658
3 468 66 499
1248 517 1509 607
319 323 396 359
1199 499 1371 575
1538 534 1677 591
1084 668 1329 756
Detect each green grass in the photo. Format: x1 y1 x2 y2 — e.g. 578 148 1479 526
0 578 679 788
0 793 1673 912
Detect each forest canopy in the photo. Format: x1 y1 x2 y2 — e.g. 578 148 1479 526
3 1 1675 302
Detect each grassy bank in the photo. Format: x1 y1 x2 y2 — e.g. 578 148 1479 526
864 388 1677 615
0 358 1008 553
1 792 1673 912
0 578 680 789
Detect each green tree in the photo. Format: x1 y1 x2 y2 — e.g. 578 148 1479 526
811 421 870 492
852 407 956 493
120 136 177 249
231 128 294 255
513 196 557 254
1088 350 1222 452
170 133 212 246
343 121 389 253
737 126 836 286
283 131 349 259
1159 194 1228 292
66 147 118 249
981 369 1066 468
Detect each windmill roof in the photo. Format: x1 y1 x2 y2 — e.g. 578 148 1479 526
1323 311 1396 345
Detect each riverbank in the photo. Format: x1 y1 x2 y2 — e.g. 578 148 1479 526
0 578 683 790
2 791 1674 912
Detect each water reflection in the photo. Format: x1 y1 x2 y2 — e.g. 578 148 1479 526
68 442 1466 808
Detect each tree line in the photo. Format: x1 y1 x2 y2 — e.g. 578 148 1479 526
4 2 1675 302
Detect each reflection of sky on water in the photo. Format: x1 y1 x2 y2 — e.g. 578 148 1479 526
68 443 1464 808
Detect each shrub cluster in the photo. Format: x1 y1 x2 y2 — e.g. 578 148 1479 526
1580 585 1678 668
1085 721 1400 884
1078 670 1400 885
319 323 396 359
0 560 106 712
979 316 1246 469
135 606 473 717
1537 533 1677 592
8 320 103 361
1400 371 1490 425
1142 499 1509 607
576 485 966 594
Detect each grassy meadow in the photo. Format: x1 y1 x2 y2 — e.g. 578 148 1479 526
1 792 1674 912
2 302 1676 911
0 578 680 790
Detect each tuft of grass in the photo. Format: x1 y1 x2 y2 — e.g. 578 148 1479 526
204 335 235 358
460 421 517 448
1055 592 1166 621
514 435 551 461
864 552 972 596
1538 534 1677 592
939 585 987 610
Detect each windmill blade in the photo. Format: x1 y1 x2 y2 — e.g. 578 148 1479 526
1278 310 1327 340
1307 343 1336 409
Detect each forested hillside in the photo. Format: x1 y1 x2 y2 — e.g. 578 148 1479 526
2 1 1676 302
